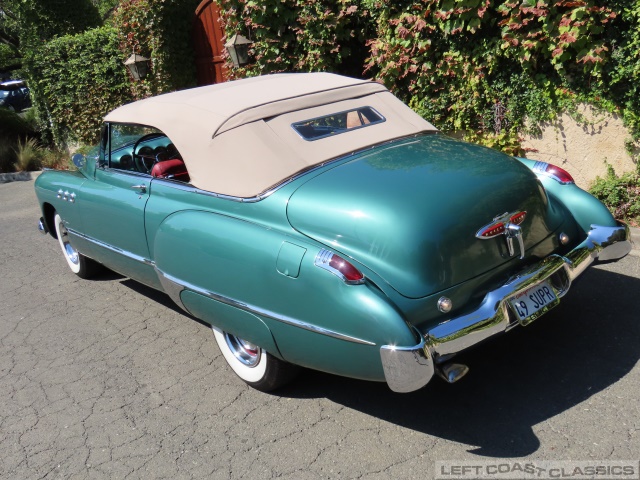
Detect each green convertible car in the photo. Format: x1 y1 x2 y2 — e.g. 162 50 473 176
35 73 632 392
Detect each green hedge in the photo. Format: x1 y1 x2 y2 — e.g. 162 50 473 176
15 0 101 46
20 0 201 148
26 26 132 145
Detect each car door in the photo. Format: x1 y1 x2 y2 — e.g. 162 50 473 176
76 124 161 289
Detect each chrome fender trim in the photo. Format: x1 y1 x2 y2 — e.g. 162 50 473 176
67 229 155 266
379 222 631 393
155 269 376 346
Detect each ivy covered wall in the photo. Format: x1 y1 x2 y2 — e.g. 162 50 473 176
220 0 640 154
219 0 374 79
111 0 201 100
16 0 640 154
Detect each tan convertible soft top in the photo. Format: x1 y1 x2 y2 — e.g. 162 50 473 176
105 73 436 198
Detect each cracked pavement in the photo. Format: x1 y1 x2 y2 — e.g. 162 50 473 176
1 179 639 479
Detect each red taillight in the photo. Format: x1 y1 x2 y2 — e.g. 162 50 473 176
478 222 505 238
545 164 574 183
510 211 527 225
315 249 365 284
533 161 575 184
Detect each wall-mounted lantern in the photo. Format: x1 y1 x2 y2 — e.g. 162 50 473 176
124 52 150 81
225 33 252 68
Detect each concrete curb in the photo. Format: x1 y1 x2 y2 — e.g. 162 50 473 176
0 171 42 184
629 227 640 257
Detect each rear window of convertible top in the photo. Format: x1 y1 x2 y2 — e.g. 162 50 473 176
291 106 385 141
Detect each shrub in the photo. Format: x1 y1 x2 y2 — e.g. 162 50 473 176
589 164 640 226
40 148 70 170
13 137 42 172
0 107 35 173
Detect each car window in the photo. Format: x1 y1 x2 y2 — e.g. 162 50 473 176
292 106 385 141
107 123 189 182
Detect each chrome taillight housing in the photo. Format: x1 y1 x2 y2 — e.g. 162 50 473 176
533 161 575 184
476 211 527 239
314 249 365 285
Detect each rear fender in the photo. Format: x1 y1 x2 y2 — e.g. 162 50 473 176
152 210 415 381
516 158 618 233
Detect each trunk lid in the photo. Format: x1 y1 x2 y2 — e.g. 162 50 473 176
286 134 563 298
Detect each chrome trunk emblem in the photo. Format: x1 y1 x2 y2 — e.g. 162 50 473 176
476 211 527 259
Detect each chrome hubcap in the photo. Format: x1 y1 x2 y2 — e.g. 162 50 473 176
224 333 261 367
59 222 79 265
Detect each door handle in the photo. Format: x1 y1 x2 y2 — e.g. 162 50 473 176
131 184 147 193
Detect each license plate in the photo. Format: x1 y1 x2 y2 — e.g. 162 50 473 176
509 280 559 326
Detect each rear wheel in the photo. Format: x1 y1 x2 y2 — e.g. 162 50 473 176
212 326 299 392
53 213 100 279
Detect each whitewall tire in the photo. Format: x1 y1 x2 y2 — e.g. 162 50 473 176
212 326 299 392
53 213 100 279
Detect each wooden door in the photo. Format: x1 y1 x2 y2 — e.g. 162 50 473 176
193 0 228 85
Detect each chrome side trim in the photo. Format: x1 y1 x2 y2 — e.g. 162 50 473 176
379 222 631 392
67 229 155 266
156 270 376 346
151 178 197 192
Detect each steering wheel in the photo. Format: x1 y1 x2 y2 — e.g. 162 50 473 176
132 133 168 173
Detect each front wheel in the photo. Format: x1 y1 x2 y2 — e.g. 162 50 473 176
212 326 299 392
53 213 100 279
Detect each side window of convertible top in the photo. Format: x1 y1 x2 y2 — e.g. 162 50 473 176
292 106 385 141
109 124 162 173
108 123 189 182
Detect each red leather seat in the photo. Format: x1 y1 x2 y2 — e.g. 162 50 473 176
150 159 190 182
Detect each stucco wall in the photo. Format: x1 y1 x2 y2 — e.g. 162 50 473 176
521 104 638 189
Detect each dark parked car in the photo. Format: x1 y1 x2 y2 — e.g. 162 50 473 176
0 80 31 112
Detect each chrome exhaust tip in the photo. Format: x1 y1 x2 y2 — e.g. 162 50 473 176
38 217 48 235
436 362 469 384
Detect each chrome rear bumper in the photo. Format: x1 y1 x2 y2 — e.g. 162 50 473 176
380 222 632 393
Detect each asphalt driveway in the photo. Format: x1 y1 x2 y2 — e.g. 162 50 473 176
1 178 638 479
